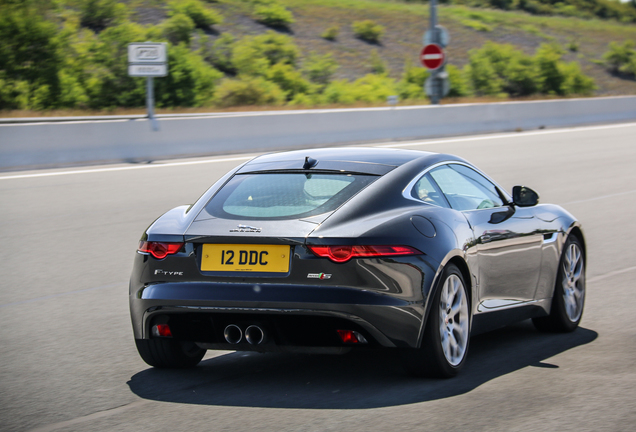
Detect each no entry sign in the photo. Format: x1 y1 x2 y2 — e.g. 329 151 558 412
420 44 445 70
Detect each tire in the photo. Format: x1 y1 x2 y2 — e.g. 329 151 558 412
533 235 585 333
135 338 206 368
402 263 471 378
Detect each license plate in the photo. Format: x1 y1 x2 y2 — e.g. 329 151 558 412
201 244 290 273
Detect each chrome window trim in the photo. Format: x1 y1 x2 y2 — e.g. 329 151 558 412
402 161 512 210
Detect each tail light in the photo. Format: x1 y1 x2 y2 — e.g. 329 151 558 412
138 241 184 259
337 329 368 344
307 245 421 263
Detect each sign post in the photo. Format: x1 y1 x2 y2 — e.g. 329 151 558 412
128 43 168 131
424 0 450 105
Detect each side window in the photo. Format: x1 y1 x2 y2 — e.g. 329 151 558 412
429 164 504 211
412 174 449 208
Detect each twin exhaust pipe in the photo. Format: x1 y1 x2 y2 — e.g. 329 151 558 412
223 324 267 345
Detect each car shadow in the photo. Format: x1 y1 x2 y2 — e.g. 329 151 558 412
127 321 597 409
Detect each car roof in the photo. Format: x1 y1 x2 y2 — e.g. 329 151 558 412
238 147 449 175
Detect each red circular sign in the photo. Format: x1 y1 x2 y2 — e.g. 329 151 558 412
420 44 445 70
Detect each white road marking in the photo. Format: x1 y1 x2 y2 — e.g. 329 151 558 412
588 266 636 283
562 189 636 206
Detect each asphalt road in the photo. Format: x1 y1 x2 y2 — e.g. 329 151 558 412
1 122 635 432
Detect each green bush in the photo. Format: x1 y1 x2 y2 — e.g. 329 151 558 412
303 53 338 86
254 3 295 28
168 0 223 29
396 60 427 100
559 62 596 95
319 74 397 104
321 25 339 41
446 64 471 97
369 49 387 74
232 31 299 76
155 43 223 107
79 0 127 31
320 79 358 104
349 74 397 103
214 76 285 107
265 63 312 101
202 33 237 74
603 41 636 76
0 4 63 109
534 43 566 94
352 20 384 44
163 13 195 45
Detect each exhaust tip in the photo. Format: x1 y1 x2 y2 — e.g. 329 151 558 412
224 324 242 344
245 325 266 345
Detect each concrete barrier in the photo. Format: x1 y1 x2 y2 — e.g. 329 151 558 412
1 96 635 169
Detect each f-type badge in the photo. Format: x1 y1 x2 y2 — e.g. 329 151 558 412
230 224 262 233
308 273 332 280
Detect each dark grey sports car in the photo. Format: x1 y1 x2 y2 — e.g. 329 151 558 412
129 147 585 377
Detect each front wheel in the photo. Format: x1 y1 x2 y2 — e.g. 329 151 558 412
533 235 585 333
402 263 471 378
135 338 206 368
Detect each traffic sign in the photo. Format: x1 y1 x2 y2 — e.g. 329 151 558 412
420 44 445 70
128 64 168 77
424 25 450 48
128 43 167 64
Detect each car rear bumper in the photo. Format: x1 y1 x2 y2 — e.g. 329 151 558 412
130 282 426 349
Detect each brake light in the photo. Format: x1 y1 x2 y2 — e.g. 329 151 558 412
308 245 421 263
138 241 184 259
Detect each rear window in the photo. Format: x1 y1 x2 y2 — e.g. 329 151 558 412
205 173 377 220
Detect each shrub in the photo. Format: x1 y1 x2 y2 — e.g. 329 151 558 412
465 42 539 97
369 49 387 74
155 43 223 107
214 76 285 107
168 0 223 29
559 62 596 95
446 64 471 97
303 53 338 86
535 43 566 94
232 31 300 76
0 5 62 109
352 20 384 44
203 33 237 74
320 79 358 104
567 40 579 53
80 0 127 31
322 25 339 41
254 3 295 28
265 63 312 100
163 13 195 45
602 41 636 75
349 74 397 103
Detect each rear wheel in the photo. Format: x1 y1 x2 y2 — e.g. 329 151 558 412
402 263 470 378
135 339 206 368
533 235 585 333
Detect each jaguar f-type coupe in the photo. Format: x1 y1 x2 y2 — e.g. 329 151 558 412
130 147 586 377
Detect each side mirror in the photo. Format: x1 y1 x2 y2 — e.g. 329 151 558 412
512 186 539 207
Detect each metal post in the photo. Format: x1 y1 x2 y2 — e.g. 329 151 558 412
147 77 159 131
429 0 440 105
